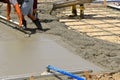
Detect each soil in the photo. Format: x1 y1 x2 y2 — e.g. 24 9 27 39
0 0 120 79
37 1 120 72
38 1 120 79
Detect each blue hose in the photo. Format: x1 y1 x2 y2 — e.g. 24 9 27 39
47 65 85 80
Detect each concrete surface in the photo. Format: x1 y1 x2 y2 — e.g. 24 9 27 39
0 29 103 79
0 1 120 79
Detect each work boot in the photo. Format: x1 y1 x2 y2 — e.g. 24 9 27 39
72 9 77 16
22 20 27 29
71 5 77 17
69 10 77 17
33 19 43 31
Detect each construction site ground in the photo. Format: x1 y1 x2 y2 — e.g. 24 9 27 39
0 0 120 80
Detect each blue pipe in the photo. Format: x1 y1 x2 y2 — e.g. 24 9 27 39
47 65 85 80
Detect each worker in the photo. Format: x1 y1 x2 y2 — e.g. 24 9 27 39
71 4 84 19
21 0 43 31
6 0 23 28
71 5 77 16
79 4 84 19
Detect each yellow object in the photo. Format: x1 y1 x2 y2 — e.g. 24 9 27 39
80 5 84 10
72 5 77 15
72 5 76 10
80 4 84 19
104 0 107 7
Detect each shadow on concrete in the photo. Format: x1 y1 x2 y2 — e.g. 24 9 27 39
0 20 50 35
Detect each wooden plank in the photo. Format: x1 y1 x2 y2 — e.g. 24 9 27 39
107 3 120 10
52 0 93 9
1 70 92 80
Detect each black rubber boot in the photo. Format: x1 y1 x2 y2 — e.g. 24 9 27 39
22 19 27 29
33 19 43 30
72 9 77 16
69 9 77 17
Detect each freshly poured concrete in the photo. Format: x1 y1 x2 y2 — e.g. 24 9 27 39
0 33 103 79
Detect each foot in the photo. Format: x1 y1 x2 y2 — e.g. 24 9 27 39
33 19 43 30
69 14 77 17
21 25 27 30
22 20 27 29
7 16 10 21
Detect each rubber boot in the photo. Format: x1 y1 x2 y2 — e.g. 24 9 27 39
22 19 27 29
72 5 77 16
80 4 84 19
14 4 23 28
33 19 43 30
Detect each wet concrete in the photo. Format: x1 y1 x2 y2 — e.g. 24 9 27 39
0 33 103 79
0 1 105 77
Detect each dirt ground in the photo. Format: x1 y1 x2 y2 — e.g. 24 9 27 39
36 1 120 79
0 0 120 79
37 1 120 71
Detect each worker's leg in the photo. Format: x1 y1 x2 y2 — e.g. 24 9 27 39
33 8 38 18
6 3 11 21
22 15 27 29
80 4 84 19
13 5 17 14
33 0 38 18
21 0 43 30
72 5 77 16
20 1 31 29
14 3 23 27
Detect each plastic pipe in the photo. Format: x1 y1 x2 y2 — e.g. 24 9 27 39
47 65 85 80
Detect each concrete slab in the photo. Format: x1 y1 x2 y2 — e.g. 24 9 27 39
115 23 120 27
95 36 120 43
95 24 114 28
84 20 105 24
65 22 87 26
104 20 120 23
59 19 79 22
59 3 120 44
0 34 103 79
